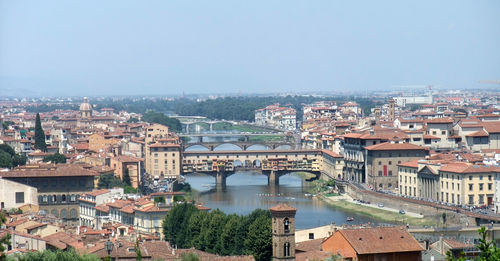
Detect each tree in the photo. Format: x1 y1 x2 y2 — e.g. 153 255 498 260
162 203 199 248
123 168 131 186
0 212 11 260
7 249 100 261
142 111 182 132
0 151 13 168
244 215 272 261
218 214 245 255
180 253 200 261
135 239 142 261
202 209 227 253
187 211 208 250
43 153 67 163
34 113 47 152
98 173 125 189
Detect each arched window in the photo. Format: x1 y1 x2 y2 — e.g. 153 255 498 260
70 209 77 218
52 195 57 203
62 195 66 203
284 242 290 257
51 209 59 217
61 209 67 219
284 218 290 233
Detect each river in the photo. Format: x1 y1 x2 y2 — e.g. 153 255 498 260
185 171 382 229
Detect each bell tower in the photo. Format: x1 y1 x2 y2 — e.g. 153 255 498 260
270 203 296 260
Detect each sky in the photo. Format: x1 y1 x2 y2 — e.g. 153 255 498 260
1 0 499 96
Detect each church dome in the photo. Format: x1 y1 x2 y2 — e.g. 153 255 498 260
79 97 92 111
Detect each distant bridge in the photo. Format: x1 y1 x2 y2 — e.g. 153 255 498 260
182 141 294 151
182 149 332 187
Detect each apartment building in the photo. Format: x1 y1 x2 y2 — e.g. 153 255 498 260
255 104 296 130
365 142 428 191
0 164 97 224
343 128 410 183
144 124 181 180
398 160 499 206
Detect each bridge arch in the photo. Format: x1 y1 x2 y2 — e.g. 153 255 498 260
213 143 244 151
184 144 211 151
245 144 271 151
274 144 292 150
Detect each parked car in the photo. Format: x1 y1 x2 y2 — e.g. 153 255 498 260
399 209 406 214
378 203 384 208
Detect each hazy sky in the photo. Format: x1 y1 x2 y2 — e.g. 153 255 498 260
1 1 499 96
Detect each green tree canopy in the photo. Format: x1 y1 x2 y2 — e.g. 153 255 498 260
7 249 99 261
0 212 11 260
34 113 47 152
43 153 67 163
0 144 26 168
142 111 182 132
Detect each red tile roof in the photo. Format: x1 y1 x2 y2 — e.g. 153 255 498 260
426 118 454 124
398 160 420 168
364 142 427 151
0 164 98 178
270 203 297 213
338 227 423 254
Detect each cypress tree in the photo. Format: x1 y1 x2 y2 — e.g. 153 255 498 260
34 113 47 152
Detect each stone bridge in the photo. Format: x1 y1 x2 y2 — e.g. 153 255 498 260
182 149 339 187
182 141 294 151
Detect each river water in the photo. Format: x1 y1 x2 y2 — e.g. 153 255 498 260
184 139 381 229
185 171 382 229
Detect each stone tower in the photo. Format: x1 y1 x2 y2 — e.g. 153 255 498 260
388 98 395 122
270 203 297 260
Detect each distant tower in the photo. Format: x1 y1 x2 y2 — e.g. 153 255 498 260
270 203 297 260
388 98 395 122
79 97 92 118
374 108 381 126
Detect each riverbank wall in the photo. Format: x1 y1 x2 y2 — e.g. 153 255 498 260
343 183 476 227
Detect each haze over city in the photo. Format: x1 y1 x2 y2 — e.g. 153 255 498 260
1 0 499 97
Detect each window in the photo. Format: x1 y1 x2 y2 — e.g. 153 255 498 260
488 183 492 190
388 183 392 188
388 161 392 165
284 242 290 257
479 195 484 204
378 171 382 176
489 175 492 181
309 233 314 240
378 161 382 165
432 131 437 135
468 195 474 205
15 192 24 204
284 218 290 233
413 138 421 142
388 171 392 176
479 183 484 191
469 176 472 181
441 131 446 135
61 195 66 203
469 184 473 191
480 176 483 180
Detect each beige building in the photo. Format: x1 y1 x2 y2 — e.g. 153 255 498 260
365 142 428 191
398 160 499 206
0 164 98 224
88 133 119 152
0 177 38 210
424 118 460 150
144 123 181 180
109 155 143 188
320 149 345 180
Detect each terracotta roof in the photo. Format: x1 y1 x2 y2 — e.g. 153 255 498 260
135 205 168 213
439 163 499 174
482 122 500 134
95 204 109 213
321 149 343 158
107 199 132 209
0 164 98 178
364 142 427 151
86 189 110 197
398 160 420 168
338 227 424 254
426 118 454 124
24 223 47 231
120 205 135 214
466 130 489 137
423 135 441 140
443 239 474 249
270 203 297 213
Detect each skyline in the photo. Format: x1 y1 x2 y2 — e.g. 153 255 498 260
1 1 500 97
